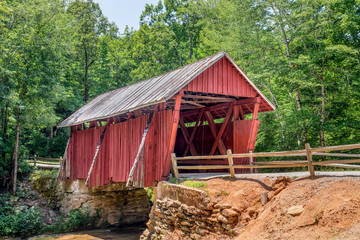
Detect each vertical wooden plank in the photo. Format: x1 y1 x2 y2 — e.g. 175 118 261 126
305 143 315 179
127 113 154 187
140 149 145 187
252 97 260 120
249 150 253 173
227 149 235 178
233 105 239 121
228 59 233 95
85 124 108 186
171 153 179 183
223 58 227 94
212 64 216 94
164 91 184 178
218 59 222 94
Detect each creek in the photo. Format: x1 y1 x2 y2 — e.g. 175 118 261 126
30 226 146 240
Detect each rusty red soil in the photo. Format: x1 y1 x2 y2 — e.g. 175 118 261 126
196 176 360 240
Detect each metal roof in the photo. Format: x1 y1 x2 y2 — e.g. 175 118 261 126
58 51 275 127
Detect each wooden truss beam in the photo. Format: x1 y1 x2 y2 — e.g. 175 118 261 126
179 117 198 156
183 94 234 102
209 103 233 155
181 99 205 108
181 98 260 118
204 111 227 155
184 108 204 156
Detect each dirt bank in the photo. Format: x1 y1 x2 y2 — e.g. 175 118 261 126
199 176 360 240
144 175 360 240
233 177 360 240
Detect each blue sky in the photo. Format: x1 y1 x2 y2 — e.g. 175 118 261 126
94 0 160 33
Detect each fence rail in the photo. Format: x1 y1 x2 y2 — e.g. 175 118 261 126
171 143 360 182
25 155 61 169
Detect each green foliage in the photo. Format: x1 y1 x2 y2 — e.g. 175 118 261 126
1 0 360 190
31 169 58 180
44 208 99 233
219 190 228 196
169 176 177 183
181 180 207 188
0 207 45 238
145 187 155 203
0 195 99 238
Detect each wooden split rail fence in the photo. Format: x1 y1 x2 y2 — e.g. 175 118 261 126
25 155 61 169
171 143 360 182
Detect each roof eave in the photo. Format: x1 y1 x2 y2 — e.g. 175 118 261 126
57 98 166 128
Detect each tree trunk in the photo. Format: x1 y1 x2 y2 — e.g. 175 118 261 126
2 103 9 161
264 77 286 141
320 75 326 147
12 115 21 195
186 20 193 60
84 64 89 103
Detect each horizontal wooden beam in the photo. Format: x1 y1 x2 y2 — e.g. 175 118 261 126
183 94 235 101
233 163 308 168
252 160 308 165
312 153 360 158
181 98 260 118
316 163 360 169
181 100 205 107
312 159 360 165
311 144 360 152
177 165 230 170
177 160 229 165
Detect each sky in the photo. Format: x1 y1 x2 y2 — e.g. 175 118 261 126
94 0 160 33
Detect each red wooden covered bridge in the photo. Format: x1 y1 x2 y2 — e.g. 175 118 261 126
58 52 275 188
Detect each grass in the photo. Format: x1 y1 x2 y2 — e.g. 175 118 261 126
219 190 228 195
181 180 207 188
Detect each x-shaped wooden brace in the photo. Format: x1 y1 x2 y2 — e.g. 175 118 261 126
179 117 198 156
204 104 233 156
209 103 233 155
183 108 205 156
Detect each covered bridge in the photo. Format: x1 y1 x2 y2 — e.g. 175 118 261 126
58 52 275 188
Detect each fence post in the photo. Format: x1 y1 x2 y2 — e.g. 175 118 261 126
305 143 315 179
249 150 253 174
171 153 179 183
34 155 37 167
227 149 235 178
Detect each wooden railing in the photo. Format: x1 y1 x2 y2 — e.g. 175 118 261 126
25 155 62 169
171 143 360 182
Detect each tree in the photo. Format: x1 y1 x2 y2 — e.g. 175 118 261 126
67 0 117 103
0 0 74 193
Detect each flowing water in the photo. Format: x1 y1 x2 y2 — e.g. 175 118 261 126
30 227 146 240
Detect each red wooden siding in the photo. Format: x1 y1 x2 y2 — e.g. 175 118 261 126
67 110 173 187
185 57 257 98
233 119 260 173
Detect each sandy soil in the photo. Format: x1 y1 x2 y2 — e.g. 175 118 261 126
201 176 360 240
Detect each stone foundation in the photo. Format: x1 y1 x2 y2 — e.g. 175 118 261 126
141 182 240 239
32 177 151 226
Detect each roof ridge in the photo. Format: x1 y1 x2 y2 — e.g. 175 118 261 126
95 51 226 99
